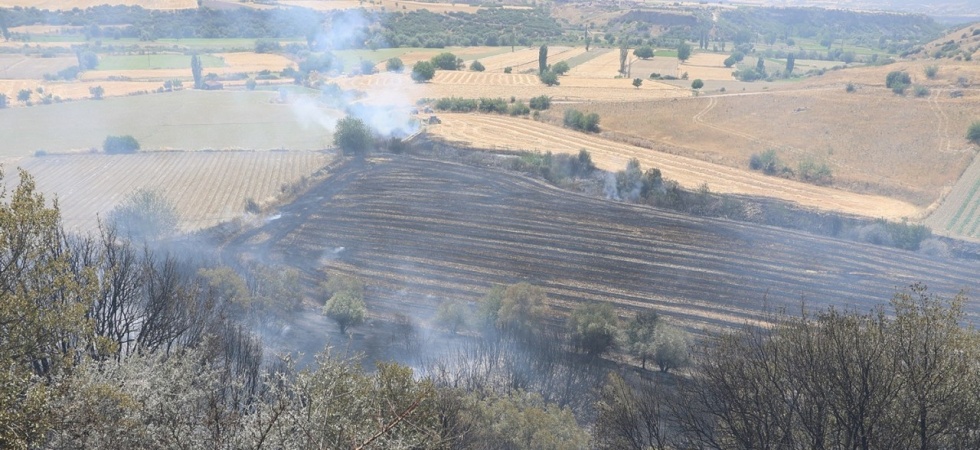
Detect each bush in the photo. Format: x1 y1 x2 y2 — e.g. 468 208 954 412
503 66 512 74
107 188 179 241
434 97 478 112
386 57 404 72
359 60 376 75
478 97 508 114
333 115 373 154
103 135 140 154
924 65 938 79
691 79 704 90
529 95 551 110
551 61 570 75
431 52 463 70
568 303 619 356
411 61 435 82
967 121 980 146
539 70 559 86
245 78 257 90
914 85 930 97
507 101 530 116
846 82 856 93
254 39 281 53
886 70 911 88
563 109 600 132
469 60 485 72
892 82 909 95
633 46 654 59
749 149 781 175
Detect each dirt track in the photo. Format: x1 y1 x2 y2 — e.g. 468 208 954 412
223 155 980 334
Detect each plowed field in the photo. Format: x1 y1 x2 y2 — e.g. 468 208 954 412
12 151 332 233
425 113 920 219
222 156 980 334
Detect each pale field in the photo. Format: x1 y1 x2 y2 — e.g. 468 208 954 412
561 68 980 208
0 0 195 8
7 151 333 233
280 0 531 12
567 49 623 78
679 53 736 81
80 52 296 82
385 47 513 69
925 152 980 241
425 112 920 219
0 79 163 102
0 55 76 79
470 46 588 73
330 70 689 103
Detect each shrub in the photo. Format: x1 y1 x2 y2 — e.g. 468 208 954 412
529 95 551 110
563 109 600 132
886 70 911 88
103 135 140 154
633 46 654 59
107 188 179 241
333 115 373 154
749 149 780 175
254 39 281 53
385 57 404 72
551 61 570 75
359 60 376 75
478 97 509 114
914 85 930 97
967 121 980 146
924 65 938 79
691 79 704 90
845 82 856 93
539 70 559 86
503 66 512 74
411 61 435 82
434 97 478 112
507 101 530 116
245 78 257 90
431 52 463 70
470 60 485 72
892 82 909 95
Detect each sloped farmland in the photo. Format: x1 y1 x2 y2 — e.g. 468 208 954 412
224 156 980 334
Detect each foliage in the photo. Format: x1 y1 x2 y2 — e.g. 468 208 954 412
495 282 547 336
924 64 938 79
381 9 562 48
538 44 548 74
785 52 795 75
622 311 660 370
677 42 692 62
190 54 202 89
359 59 376 75
103 135 140 154
650 322 690 372
632 78 643 89
529 95 551 110
411 60 435 82
245 78 257 90
749 148 783 175
539 70 559 86
254 38 281 53
892 82 909 95
107 188 179 241
509 150 596 184
17 89 30 103
846 82 856 92
386 57 404 72
469 60 485 72
913 85 930 97
563 109 600 133
333 115 373 154
431 52 463 70
321 274 367 334
633 46 654 59
593 373 670 450
77 50 99 70
968 121 980 146
691 78 704 89
88 85 104 100
507 101 530 116
568 303 619 356
0 93 6 109
503 66 512 74
455 390 590 449
797 157 833 185
435 299 468 334
886 70 911 88
551 60 570 75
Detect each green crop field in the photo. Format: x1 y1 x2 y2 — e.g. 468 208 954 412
0 90 341 156
97 54 225 70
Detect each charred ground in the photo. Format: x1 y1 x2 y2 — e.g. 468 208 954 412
218 154 980 337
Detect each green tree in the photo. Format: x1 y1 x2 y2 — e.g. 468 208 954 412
691 78 704 90
386 57 404 72
102 135 140 154
359 59 375 75
431 52 463 70
107 188 179 241
17 89 30 103
0 93 6 108
633 46 654 59
925 65 939 79
89 85 104 100
755 57 766 77
469 60 485 72
77 50 98 70
411 61 435 83
552 60 570 75
496 282 547 335
321 275 367 335
651 322 690 372
333 115 373 154
568 303 619 356
190 54 203 89
785 53 795 75
529 95 551 110
623 311 660 370
967 121 980 146
435 299 467 334
539 70 559 86
677 42 692 62
632 78 642 89
538 44 548 74
245 78 257 90
886 70 911 88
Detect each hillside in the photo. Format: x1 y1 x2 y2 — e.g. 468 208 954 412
220 155 980 336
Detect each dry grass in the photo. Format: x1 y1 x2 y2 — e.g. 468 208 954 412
565 62 980 208
0 55 76 79
79 52 295 82
679 53 736 81
0 0 195 9
425 112 920 219
11 151 332 233
0 79 163 103
470 46 588 73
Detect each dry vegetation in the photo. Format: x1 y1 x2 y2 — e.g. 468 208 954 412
425 113 920 219
0 0 196 9
222 155 980 335
9 151 332 233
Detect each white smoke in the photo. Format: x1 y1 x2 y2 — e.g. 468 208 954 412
290 96 339 131
603 172 620 201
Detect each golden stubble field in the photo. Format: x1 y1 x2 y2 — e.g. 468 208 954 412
425 112 920 220
6 151 333 233
0 0 195 8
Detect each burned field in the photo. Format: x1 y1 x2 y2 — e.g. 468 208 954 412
223 155 980 334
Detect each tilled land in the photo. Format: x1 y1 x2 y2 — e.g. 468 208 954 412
223 155 980 334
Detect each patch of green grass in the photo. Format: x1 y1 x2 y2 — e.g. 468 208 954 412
655 49 679 58
791 38 889 57
96 54 225 70
0 90 340 155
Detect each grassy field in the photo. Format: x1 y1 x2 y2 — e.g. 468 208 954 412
96 54 225 71
0 90 341 155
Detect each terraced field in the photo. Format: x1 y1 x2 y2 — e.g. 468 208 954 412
222 156 980 334
426 113 920 220
926 153 980 240
12 151 332 233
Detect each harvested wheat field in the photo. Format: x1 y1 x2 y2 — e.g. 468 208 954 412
426 113 920 219
383 47 512 68
11 151 332 233
221 156 980 335
0 79 163 103
926 153 980 241
678 53 737 81
563 83 978 207
0 55 77 79
81 52 295 82
0 0 195 9
470 46 588 73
